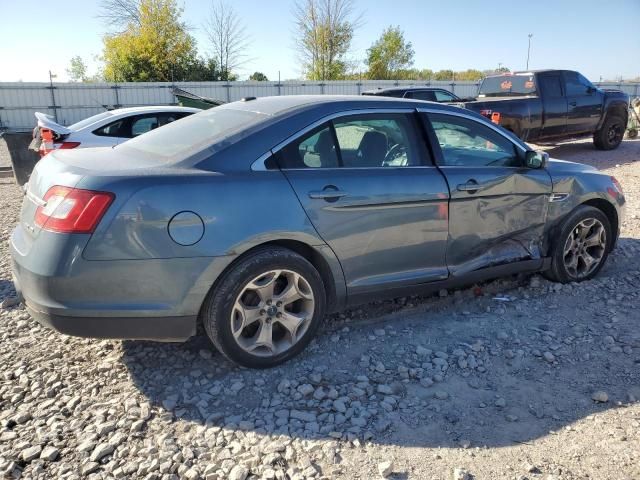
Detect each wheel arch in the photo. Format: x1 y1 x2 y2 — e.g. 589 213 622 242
599 103 629 130
197 239 344 326
580 198 618 251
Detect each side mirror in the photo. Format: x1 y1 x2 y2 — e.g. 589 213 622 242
587 86 596 95
525 150 548 169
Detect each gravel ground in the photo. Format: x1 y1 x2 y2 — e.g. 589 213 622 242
0 138 639 480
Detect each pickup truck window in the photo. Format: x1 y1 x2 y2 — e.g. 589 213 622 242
564 71 595 96
478 75 537 97
538 75 563 97
428 113 521 167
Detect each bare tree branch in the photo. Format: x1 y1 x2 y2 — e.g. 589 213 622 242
98 0 142 30
203 1 250 81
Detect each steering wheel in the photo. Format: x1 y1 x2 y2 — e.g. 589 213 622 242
383 143 407 166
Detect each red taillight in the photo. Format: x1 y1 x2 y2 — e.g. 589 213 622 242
34 186 114 233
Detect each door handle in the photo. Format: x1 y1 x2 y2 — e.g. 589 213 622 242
308 188 349 200
569 101 577 107
456 179 480 192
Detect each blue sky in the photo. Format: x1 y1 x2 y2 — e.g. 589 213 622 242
1 0 638 82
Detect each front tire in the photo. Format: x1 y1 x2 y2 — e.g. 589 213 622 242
201 247 326 368
594 115 625 150
545 206 612 283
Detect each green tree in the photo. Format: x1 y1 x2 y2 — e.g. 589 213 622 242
366 26 414 80
102 0 203 81
433 69 454 81
249 72 268 81
456 69 484 81
293 0 360 80
66 56 89 82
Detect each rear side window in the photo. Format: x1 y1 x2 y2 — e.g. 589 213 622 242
278 124 339 169
406 90 436 102
539 75 563 97
94 119 128 138
427 113 521 167
276 113 426 169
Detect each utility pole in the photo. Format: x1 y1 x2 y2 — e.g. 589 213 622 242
526 34 533 70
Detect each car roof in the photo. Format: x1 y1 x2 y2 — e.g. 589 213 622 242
486 69 573 78
109 106 201 115
362 86 452 94
215 94 461 117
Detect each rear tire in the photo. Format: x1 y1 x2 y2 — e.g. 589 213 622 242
593 115 625 150
544 206 611 283
201 247 326 368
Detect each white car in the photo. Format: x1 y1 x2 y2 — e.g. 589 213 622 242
30 106 201 156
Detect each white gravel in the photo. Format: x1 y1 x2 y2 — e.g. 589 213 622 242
0 138 638 480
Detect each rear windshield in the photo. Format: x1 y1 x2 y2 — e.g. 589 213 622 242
478 75 537 97
69 111 114 130
118 107 266 161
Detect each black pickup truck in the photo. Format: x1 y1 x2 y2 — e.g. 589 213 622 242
463 70 629 150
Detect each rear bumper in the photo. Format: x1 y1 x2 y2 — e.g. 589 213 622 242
10 225 235 341
26 302 195 341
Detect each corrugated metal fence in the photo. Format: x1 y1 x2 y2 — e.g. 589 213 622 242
1 80 639 132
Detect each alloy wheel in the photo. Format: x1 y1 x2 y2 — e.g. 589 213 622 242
607 122 623 145
230 269 315 357
562 218 607 280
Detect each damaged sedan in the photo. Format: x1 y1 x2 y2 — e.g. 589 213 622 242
11 95 625 368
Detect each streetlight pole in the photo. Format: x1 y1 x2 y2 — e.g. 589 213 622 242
526 34 533 70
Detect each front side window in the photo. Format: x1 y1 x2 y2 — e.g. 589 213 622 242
427 113 521 167
564 71 595 96
277 113 424 169
131 116 160 137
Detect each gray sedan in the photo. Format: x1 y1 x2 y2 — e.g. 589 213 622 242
11 95 625 368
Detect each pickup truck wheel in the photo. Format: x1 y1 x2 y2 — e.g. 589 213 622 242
593 115 625 150
201 247 326 369
544 206 611 283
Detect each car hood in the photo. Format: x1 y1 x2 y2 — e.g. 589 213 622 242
545 158 603 192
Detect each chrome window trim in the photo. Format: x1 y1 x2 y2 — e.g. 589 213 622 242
417 107 529 154
251 108 416 171
278 165 441 172
251 150 275 172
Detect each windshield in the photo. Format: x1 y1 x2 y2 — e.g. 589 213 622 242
118 107 266 162
478 75 537 97
68 111 114 131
